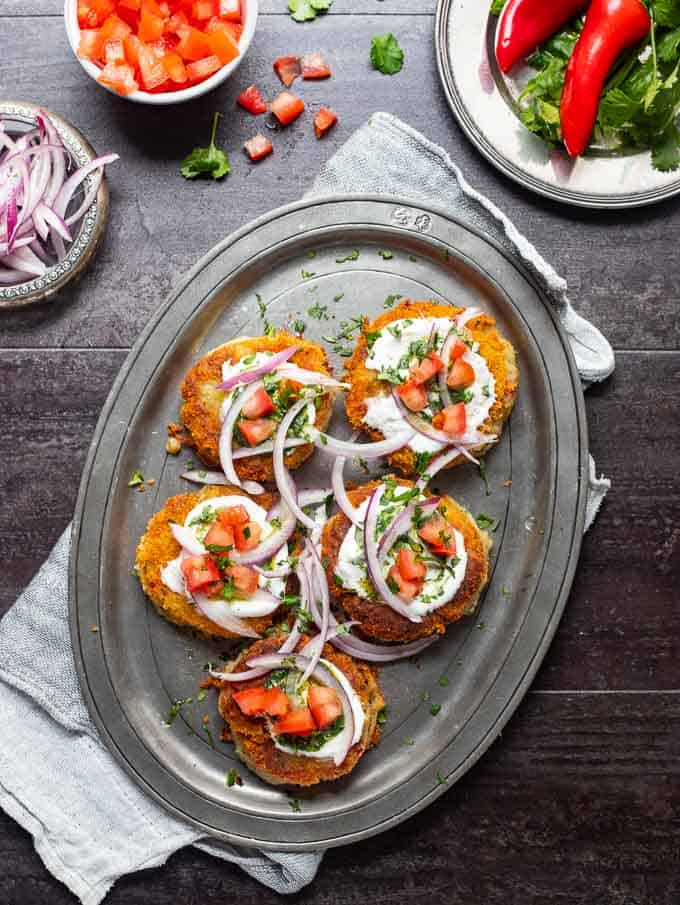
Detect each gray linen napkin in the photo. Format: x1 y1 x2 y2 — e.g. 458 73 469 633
0 113 612 905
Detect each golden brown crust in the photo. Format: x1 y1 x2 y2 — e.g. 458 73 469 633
218 635 384 787
135 485 281 640
180 332 334 478
344 300 519 476
321 478 492 643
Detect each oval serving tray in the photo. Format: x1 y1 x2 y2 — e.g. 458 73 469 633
70 195 587 850
435 0 680 209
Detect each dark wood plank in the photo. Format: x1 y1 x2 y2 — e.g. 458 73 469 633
1 14 680 352
2 349 678 692
0 691 677 904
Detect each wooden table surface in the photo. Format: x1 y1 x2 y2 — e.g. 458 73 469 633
2 2 679 903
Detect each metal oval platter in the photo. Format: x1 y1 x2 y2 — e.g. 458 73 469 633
435 0 680 209
70 195 587 849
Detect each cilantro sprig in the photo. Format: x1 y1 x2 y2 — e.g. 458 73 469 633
180 112 230 181
370 33 405 75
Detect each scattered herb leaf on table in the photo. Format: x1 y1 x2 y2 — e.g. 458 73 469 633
180 112 231 180
370 33 405 75
288 0 332 22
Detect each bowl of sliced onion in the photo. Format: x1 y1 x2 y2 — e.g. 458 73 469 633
64 0 258 104
0 102 117 309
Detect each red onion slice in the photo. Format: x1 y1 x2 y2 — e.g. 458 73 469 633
169 523 205 556
219 379 266 496
230 505 296 566
194 592 261 638
3 246 45 276
330 432 362 526
216 346 298 391
438 332 456 409
314 429 414 460
456 307 482 328
181 469 230 486
273 398 319 532
274 364 348 389
377 496 441 560
245 653 355 766
415 447 468 490
297 540 330 684
392 389 453 446
53 153 119 219
363 486 423 623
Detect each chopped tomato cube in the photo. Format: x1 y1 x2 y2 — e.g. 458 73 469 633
78 28 105 61
78 0 115 28
180 553 221 593
273 55 301 87
138 6 164 41
186 53 222 81
418 513 456 557
204 521 235 550
270 91 305 126
239 417 277 447
234 520 262 552
193 0 214 17
432 402 467 437
447 357 475 390
164 10 188 32
395 380 427 412
387 565 421 602
449 337 468 360
410 352 444 385
98 61 139 94
137 40 168 88
206 27 239 63
307 685 342 729
313 107 337 139
244 134 273 162
103 38 126 63
225 564 259 594
233 686 290 718
301 52 331 79
123 32 142 65
99 12 132 39
242 387 276 417
272 706 316 736
218 505 250 527
162 50 188 81
237 84 267 114
396 547 426 582
218 0 241 20
223 20 242 40
176 24 211 59
118 0 141 10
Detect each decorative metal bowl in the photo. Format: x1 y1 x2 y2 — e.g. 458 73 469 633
0 100 110 310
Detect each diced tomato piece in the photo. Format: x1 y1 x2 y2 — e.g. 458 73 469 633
123 32 142 65
98 61 139 94
313 107 337 139
395 380 427 412
137 39 168 88
387 565 421 602
447 357 475 390
218 505 250 527
242 387 276 418
396 547 426 582
237 84 267 114
225 564 259 594
165 10 188 32
432 402 467 438
244 134 273 162
300 52 331 79
449 337 468 360
270 91 305 126
272 706 316 736
233 686 290 718
234 520 262 552
103 38 126 63
409 352 444 386
307 685 342 729
180 553 221 593
204 521 235 550
78 0 115 28
206 27 239 64
162 50 188 81
218 0 241 20
138 6 164 41
78 29 105 61
273 55 301 87
223 20 242 40
118 0 141 10
239 417 277 447
193 0 214 17
417 513 456 557
99 12 132 39
186 53 222 81
176 24 211 59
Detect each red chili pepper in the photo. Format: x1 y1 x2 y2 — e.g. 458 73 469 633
560 0 651 156
495 0 588 73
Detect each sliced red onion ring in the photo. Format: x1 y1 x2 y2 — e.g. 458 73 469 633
377 496 441 560
53 153 119 219
297 540 330 684
363 486 423 623
245 653 355 766
169 522 205 556
230 505 296 566
314 429 414 460
392 389 453 446
438 333 456 409
273 398 319 532
216 346 298 391
274 364 348 389
254 559 292 579
331 432 362 526
194 592 261 638
181 469 231 486
234 437 310 459
210 664 271 683
415 447 468 490
456 307 482 328
219 379 266 496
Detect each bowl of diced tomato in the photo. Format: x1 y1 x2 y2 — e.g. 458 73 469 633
64 0 257 103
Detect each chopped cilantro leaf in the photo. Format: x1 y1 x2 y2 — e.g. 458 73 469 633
335 249 360 263
128 470 145 487
476 513 499 532
180 112 230 181
370 33 405 75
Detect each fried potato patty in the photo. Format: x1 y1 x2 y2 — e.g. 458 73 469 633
135 485 282 640
181 331 334 479
321 478 491 643
344 300 518 476
218 635 384 786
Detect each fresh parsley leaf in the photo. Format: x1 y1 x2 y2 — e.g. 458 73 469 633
288 0 331 21
377 709 387 725
652 122 680 170
655 0 680 29
180 112 230 181
370 33 405 75
476 513 500 532
659 25 680 61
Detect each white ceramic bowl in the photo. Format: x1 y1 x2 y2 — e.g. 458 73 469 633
64 0 258 105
